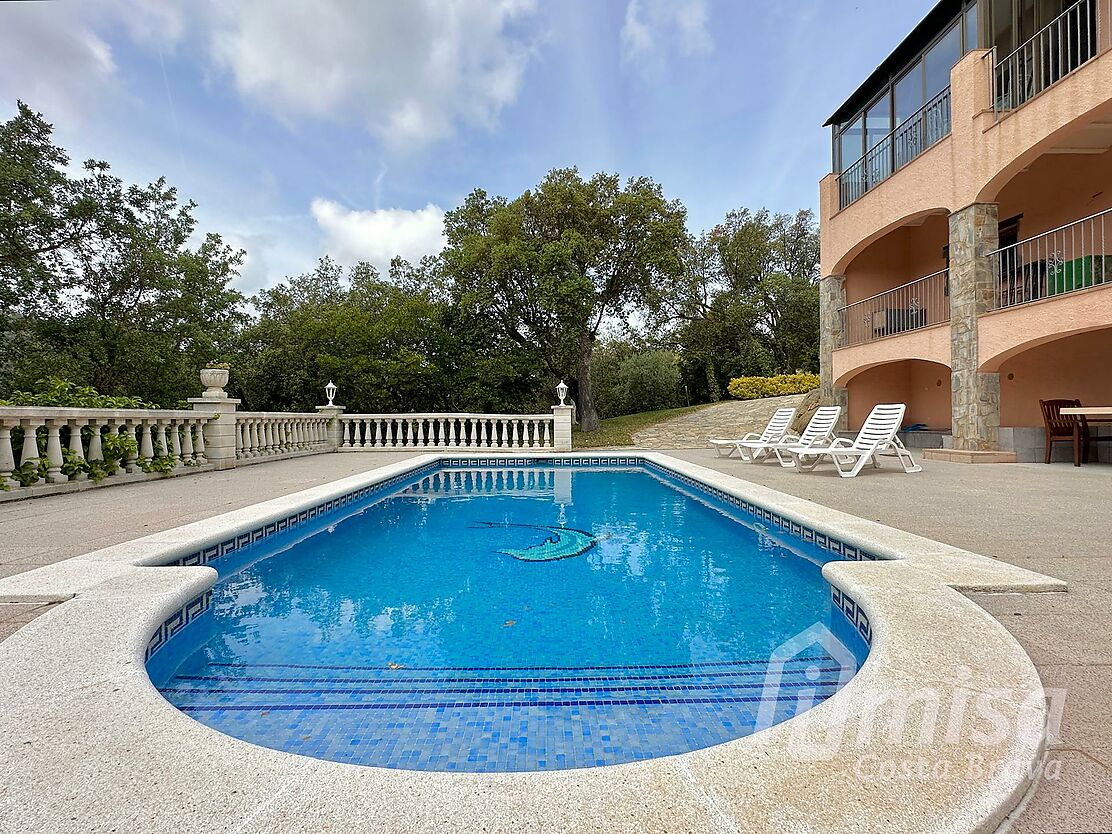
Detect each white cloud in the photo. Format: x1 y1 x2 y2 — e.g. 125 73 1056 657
311 199 446 273
0 3 116 123
203 0 539 149
620 0 712 73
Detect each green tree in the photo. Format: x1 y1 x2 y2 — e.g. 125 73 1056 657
441 168 688 432
0 102 246 404
655 209 820 400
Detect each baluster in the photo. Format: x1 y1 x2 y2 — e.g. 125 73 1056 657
122 422 139 472
480 419 489 448
512 420 522 448
42 420 65 483
66 418 88 481
87 419 105 467
152 421 167 458
19 419 44 485
244 420 256 457
194 419 207 464
180 419 195 464
340 419 351 449
235 420 246 458
542 420 551 448
169 420 183 467
0 421 16 488
139 420 156 461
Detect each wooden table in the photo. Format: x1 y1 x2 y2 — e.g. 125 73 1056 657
1061 407 1112 466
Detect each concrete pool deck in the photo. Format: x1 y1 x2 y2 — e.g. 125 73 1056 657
0 451 1108 832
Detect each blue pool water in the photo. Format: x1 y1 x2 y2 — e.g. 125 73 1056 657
147 464 868 772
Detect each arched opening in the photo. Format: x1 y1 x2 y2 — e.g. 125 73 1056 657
992 145 1112 250
842 359 952 433
838 212 951 305
999 328 1112 428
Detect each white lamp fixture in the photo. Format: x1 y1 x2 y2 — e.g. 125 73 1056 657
556 380 568 405
325 380 338 406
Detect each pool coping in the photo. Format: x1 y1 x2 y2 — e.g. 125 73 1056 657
0 452 1065 834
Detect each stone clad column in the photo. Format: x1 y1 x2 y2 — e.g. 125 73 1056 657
948 203 1000 451
819 275 849 429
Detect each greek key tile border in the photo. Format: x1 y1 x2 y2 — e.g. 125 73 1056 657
145 589 213 661
169 461 441 569
831 586 872 645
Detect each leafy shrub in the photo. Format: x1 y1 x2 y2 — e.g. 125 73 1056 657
726 372 820 401
590 342 636 419
0 377 160 409
617 350 684 415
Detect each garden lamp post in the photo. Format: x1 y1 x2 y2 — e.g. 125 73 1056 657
556 380 568 406
325 380 338 407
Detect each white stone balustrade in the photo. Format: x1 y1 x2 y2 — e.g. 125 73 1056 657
2 377 575 502
337 413 564 451
233 413 333 462
0 408 215 495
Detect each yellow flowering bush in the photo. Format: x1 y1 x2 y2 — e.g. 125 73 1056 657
726 372 820 401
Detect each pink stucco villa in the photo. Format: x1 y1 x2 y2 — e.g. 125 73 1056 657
818 0 1112 462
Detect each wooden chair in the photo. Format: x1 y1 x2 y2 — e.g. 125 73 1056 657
1040 399 1092 466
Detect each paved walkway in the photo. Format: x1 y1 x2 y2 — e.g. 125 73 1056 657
1 450 1109 831
631 394 809 448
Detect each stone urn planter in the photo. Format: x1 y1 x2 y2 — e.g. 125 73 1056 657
200 367 230 398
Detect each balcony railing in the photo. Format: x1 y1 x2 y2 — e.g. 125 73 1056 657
837 269 950 348
989 208 1111 309
838 87 952 209
992 0 1108 112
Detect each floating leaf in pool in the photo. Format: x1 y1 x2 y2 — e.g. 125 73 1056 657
472 521 598 562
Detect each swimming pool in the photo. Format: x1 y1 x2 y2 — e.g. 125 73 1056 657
147 461 869 772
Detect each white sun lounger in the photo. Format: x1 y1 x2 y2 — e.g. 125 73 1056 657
781 403 922 478
768 406 843 467
709 407 797 460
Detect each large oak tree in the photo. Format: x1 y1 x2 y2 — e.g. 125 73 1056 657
440 168 688 431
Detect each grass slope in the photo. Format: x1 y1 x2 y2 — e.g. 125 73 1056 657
572 403 714 449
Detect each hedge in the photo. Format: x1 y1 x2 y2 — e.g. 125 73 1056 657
726 372 820 401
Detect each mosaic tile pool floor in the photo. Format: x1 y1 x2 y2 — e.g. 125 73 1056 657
148 464 868 771
163 654 847 770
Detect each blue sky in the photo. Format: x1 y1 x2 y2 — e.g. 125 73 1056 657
1 0 935 291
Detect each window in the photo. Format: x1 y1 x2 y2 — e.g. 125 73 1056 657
964 4 979 50
839 116 864 172
924 23 962 99
894 62 924 125
865 96 891 149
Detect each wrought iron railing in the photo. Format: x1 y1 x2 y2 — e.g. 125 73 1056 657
838 87 952 209
988 208 1111 309
837 269 950 348
992 0 1107 112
